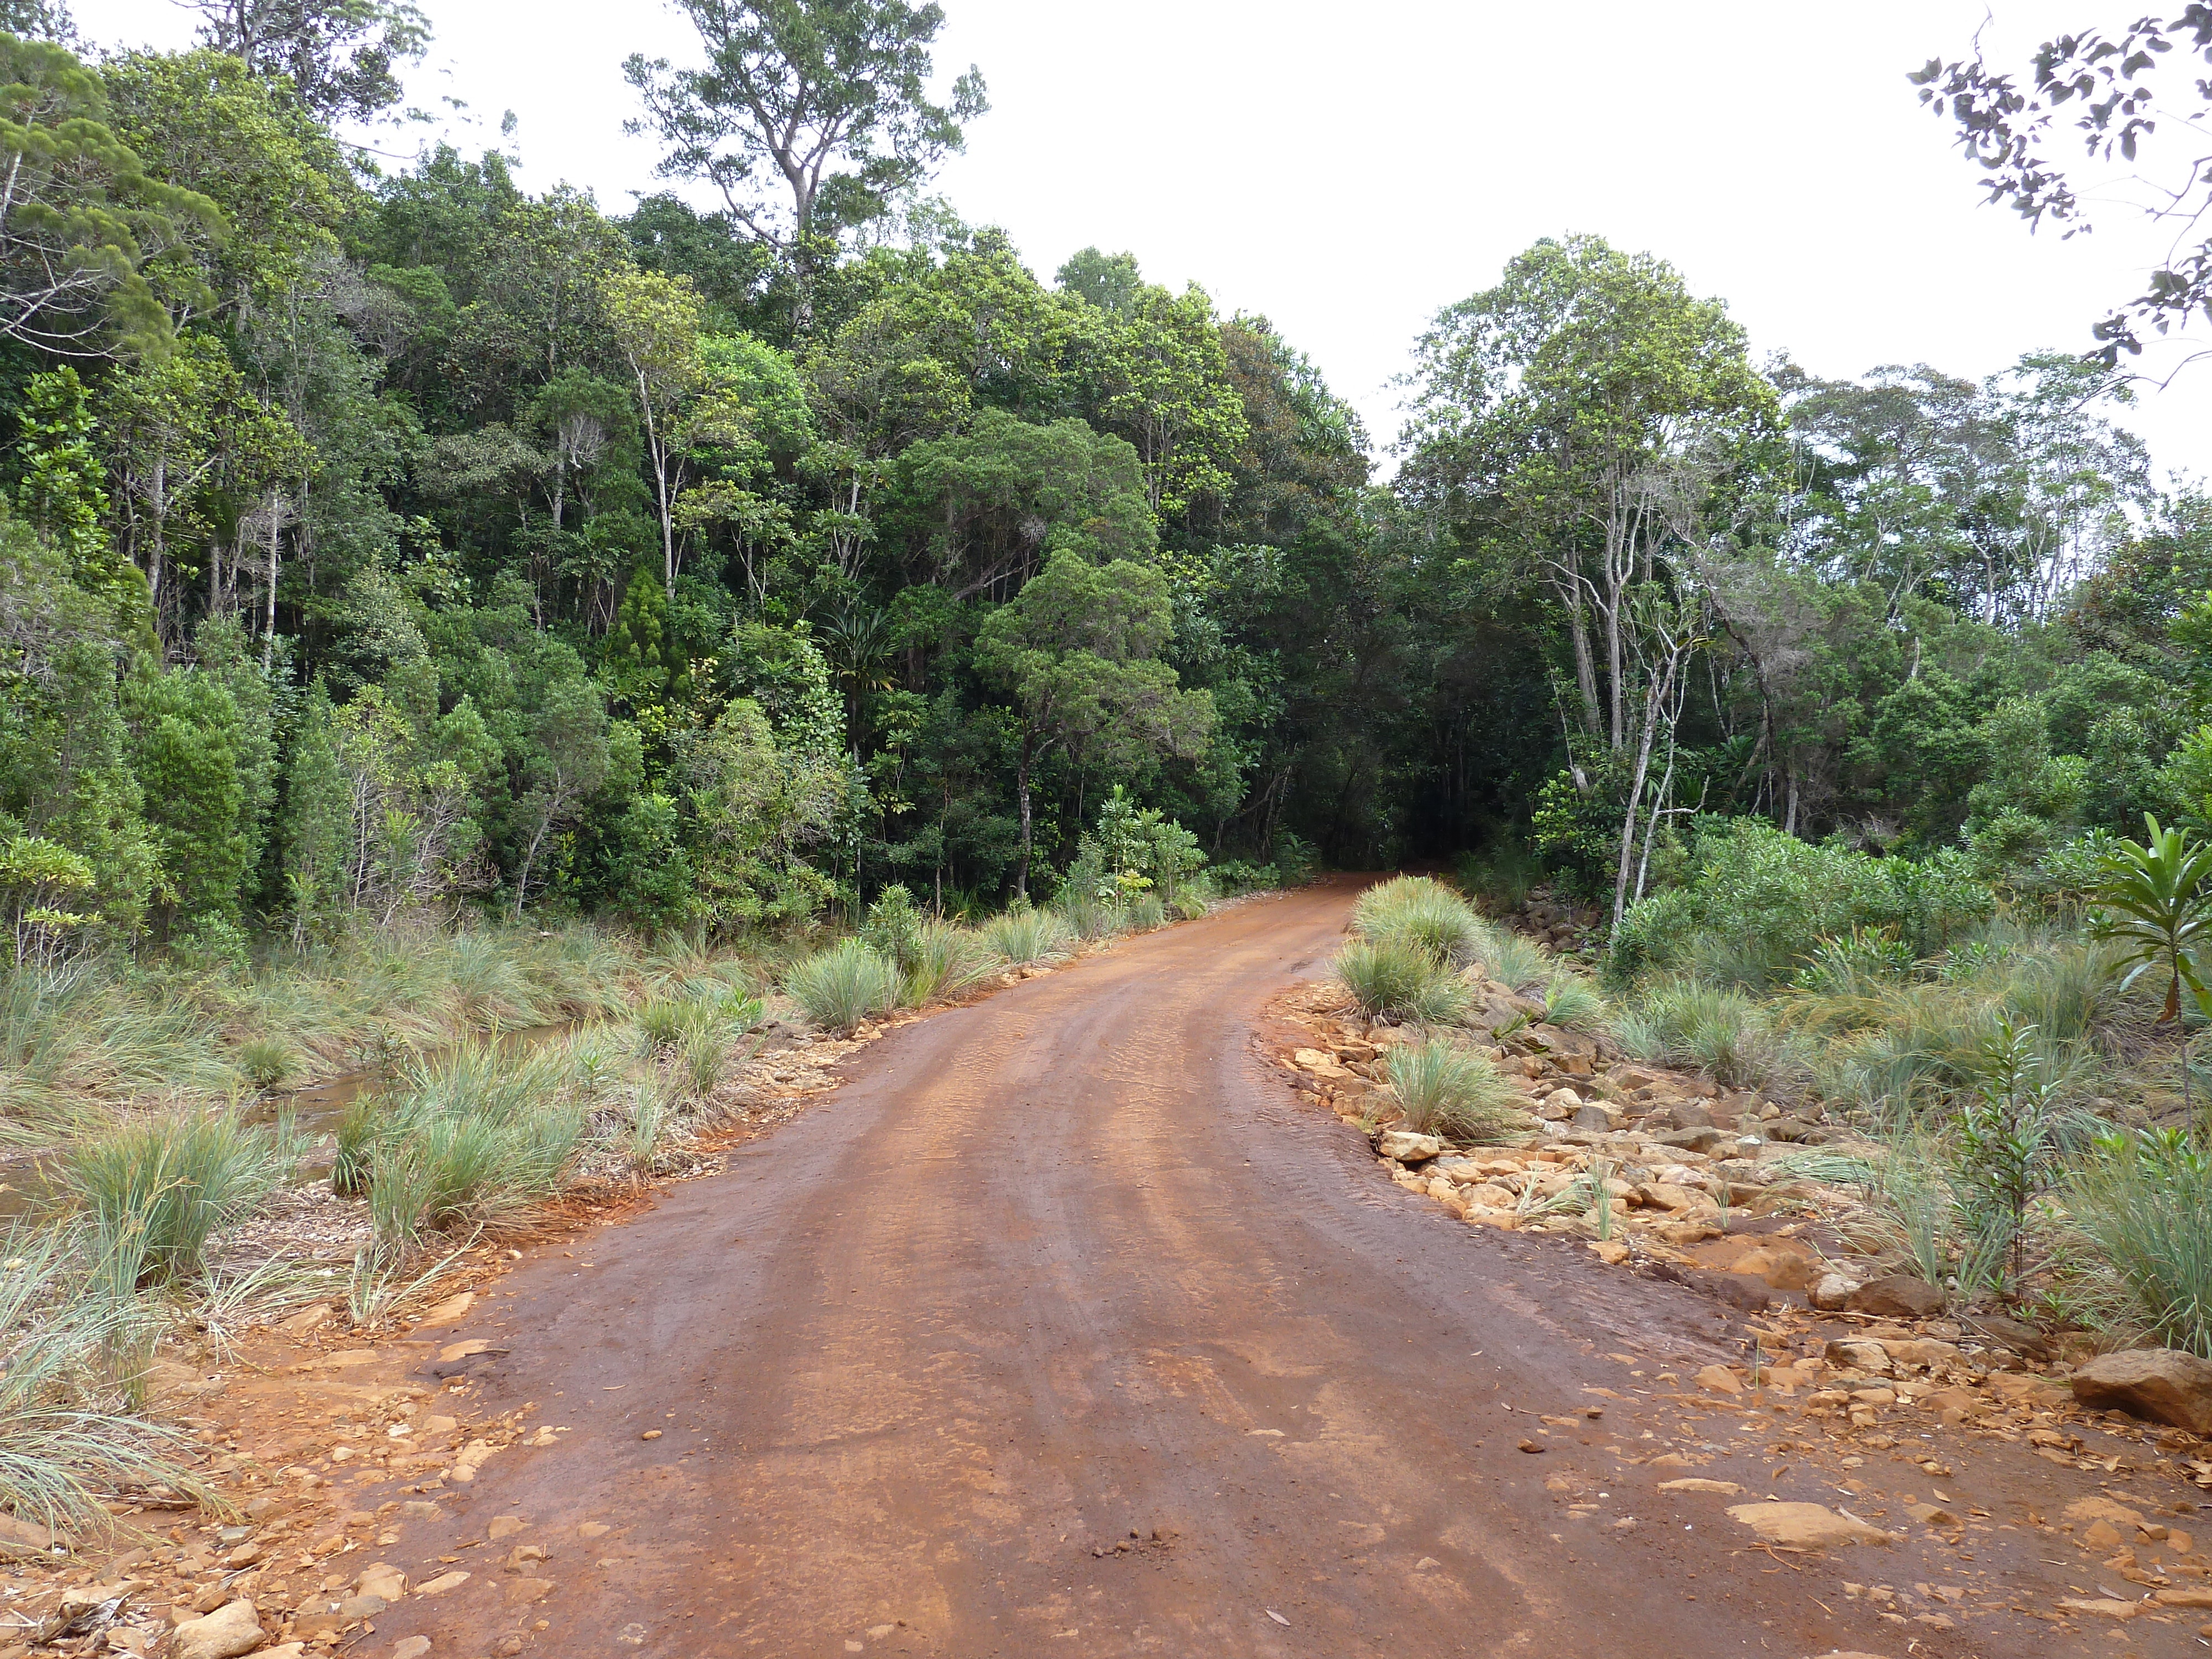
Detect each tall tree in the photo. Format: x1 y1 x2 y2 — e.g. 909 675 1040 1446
624 0 987 328
0 36 223 356
185 0 430 124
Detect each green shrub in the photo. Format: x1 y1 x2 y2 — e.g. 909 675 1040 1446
1172 891 1209 921
1606 818 1994 989
1129 894 1167 930
784 940 901 1034
860 884 925 969
1335 939 1471 1024
1384 1038 1528 1142
984 909 1070 966
62 1112 288 1287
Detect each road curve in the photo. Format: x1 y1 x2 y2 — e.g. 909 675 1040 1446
371 880 1888 1657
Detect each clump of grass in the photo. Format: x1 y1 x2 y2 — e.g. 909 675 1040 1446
1352 876 1483 966
1056 894 1123 941
1483 931 1551 994
2067 1129 2212 1355
1615 979 1808 1095
628 1077 671 1173
0 1229 210 1537
679 1011 731 1098
1383 1037 1528 1143
903 922 1000 1005
1129 894 1167 931
1335 939 1472 1024
61 1112 289 1287
635 998 688 1055
1172 891 1208 921
784 940 901 1035
234 1037 298 1092
984 909 1069 966
331 1096 377 1196
355 1042 591 1249
1541 971 1606 1032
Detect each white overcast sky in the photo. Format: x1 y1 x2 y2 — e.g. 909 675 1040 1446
71 0 2212 484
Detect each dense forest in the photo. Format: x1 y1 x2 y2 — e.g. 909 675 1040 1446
0 0 2203 968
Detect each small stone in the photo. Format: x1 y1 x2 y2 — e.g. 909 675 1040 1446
420 1415 458 1435
506 1577 555 1604
640 1430 662 1441
1905 1501 1958 1526
436 1340 492 1364
1658 1478 1743 1495
415 1292 475 1328
487 1516 528 1541
2156 1587 2212 1607
170 1599 263 1659
391 1640 432 1659
415 1571 469 1597
1377 1129 1444 1163
2057 1596 2138 1621
1586 1240 1629 1265
577 1522 611 1541
2083 1519 2125 1550
1695 1365 1743 1395
2072 1347 2212 1435
1725 1503 1891 1549
1845 1275 1944 1319
400 1501 443 1520
1811 1272 1861 1311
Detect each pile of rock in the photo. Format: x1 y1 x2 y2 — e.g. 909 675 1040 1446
1500 885 1601 953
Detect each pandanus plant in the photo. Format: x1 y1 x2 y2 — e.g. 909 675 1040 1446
2094 813 2212 1120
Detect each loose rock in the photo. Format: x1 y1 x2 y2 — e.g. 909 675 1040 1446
170 1600 262 1659
2070 1347 2212 1434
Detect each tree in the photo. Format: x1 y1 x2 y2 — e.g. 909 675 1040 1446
0 36 223 356
974 550 1214 896
185 0 431 124
509 670 611 917
624 0 987 326
1914 11 2212 368
1400 234 1778 920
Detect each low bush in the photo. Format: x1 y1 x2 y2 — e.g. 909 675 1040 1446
1606 818 1994 989
1130 894 1167 930
784 940 901 1034
1057 893 1123 941
62 1112 289 1287
1384 1038 1527 1142
1335 939 1472 1024
235 1038 297 1092
984 908 1070 966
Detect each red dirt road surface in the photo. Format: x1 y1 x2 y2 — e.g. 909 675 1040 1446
363 882 2081 1657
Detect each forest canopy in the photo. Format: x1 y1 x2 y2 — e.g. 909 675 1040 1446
0 0 2200 963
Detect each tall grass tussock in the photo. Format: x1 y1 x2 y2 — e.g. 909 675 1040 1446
1384 1038 1528 1143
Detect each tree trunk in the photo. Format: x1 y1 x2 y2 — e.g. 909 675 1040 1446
1014 732 1035 900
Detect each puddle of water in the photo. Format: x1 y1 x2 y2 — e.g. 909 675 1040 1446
0 1021 581 1224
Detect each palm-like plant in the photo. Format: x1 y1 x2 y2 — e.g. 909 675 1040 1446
2094 813 2212 1117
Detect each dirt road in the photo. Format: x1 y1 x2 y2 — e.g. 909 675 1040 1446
366 882 1979 1657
